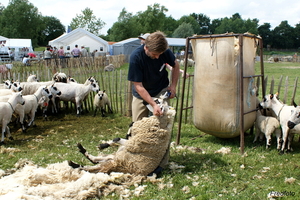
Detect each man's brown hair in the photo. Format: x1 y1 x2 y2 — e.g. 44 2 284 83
145 31 168 53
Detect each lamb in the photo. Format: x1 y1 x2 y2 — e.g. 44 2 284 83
54 78 100 115
36 84 62 119
68 93 176 176
0 92 25 145
253 109 281 149
0 80 13 89
93 90 113 117
259 93 297 153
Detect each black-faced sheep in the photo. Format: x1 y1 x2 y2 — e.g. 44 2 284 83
69 95 176 176
93 90 113 117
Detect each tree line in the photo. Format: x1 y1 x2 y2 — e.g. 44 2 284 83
0 1 299 50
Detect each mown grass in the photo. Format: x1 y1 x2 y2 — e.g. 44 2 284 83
0 60 300 199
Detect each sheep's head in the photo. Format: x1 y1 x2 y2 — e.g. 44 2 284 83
259 93 280 109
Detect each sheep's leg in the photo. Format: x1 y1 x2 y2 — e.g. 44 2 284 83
77 143 114 164
101 107 106 117
265 134 272 149
27 111 36 128
68 160 113 173
108 104 113 114
93 107 98 117
286 132 294 152
18 111 27 132
98 138 127 150
253 127 260 143
279 127 289 154
275 129 282 150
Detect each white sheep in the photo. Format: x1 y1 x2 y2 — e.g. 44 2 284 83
0 80 13 89
68 93 176 176
52 72 67 83
26 74 39 82
17 86 53 132
54 78 100 115
0 91 25 145
93 90 113 117
253 109 281 149
0 81 23 96
104 64 115 71
19 81 55 95
259 93 297 153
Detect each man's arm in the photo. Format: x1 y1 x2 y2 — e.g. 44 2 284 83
168 59 180 98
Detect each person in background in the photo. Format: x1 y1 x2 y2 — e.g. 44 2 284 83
22 55 30 66
7 47 14 61
58 46 65 59
71 45 81 58
44 47 52 67
80 46 88 57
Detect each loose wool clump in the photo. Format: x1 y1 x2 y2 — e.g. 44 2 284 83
0 159 154 199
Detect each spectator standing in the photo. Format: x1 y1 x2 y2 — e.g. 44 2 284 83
44 47 52 67
71 45 81 58
80 46 88 57
58 46 65 59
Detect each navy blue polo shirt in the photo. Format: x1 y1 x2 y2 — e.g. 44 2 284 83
128 45 176 99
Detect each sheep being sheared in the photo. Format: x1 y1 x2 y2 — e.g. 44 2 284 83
69 92 176 176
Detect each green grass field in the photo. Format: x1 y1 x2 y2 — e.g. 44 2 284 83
0 60 300 199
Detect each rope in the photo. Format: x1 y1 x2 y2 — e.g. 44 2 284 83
7 102 14 112
247 77 255 108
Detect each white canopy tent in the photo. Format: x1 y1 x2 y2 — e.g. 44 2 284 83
48 28 109 55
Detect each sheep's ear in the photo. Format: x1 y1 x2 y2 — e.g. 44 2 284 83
270 94 274 99
103 90 106 93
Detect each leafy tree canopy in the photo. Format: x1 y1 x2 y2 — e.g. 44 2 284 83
70 7 106 36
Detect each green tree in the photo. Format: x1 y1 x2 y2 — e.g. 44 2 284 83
294 23 300 49
108 8 139 41
161 16 178 37
136 3 168 33
272 20 295 49
172 22 194 38
258 23 273 48
214 13 258 35
39 16 65 46
177 15 199 34
190 13 211 34
70 7 106 36
0 0 43 47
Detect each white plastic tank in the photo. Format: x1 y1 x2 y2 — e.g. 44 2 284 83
191 34 258 138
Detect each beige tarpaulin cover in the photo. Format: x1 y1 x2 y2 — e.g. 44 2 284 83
191 34 257 138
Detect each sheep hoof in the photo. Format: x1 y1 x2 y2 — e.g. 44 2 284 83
278 150 284 155
9 136 13 140
77 143 86 154
113 137 120 142
68 160 82 169
98 143 110 150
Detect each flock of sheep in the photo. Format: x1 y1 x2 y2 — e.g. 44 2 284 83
0 73 112 145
